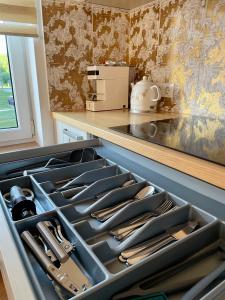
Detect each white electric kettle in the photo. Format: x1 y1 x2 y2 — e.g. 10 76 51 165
130 76 161 113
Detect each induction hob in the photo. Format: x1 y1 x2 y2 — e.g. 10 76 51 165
110 116 225 167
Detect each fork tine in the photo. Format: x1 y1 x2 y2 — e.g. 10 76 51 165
155 200 173 214
161 200 173 212
162 201 173 212
155 200 169 213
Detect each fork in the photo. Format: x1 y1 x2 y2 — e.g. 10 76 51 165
120 221 198 265
112 200 174 238
91 186 155 222
110 200 174 240
116 209 176 241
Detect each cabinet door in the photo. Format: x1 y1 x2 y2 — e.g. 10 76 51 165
55 120 90 144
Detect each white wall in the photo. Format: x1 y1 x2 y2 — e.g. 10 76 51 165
25 0 55 147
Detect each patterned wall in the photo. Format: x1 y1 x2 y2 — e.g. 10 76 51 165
93 6 130 65
42 1 129 111
42 0 225 118
130 0 225 118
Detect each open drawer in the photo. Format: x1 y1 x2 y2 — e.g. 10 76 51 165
0 139 225 300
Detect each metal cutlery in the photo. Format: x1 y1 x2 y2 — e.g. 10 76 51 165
23 158 75 176
120 221 198 265
7 148 97 178
110 199 174 240
21 219 91 296
117 206 177 241
112 213 156 240
96 179 136 199
59 179 135 201
64 179 135 203
91 186 156 222
113 242 219 300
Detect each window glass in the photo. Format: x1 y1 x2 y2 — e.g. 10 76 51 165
0 35 18 130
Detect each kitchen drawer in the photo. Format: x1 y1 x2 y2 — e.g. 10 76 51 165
55 121 91 144
0 139 225 300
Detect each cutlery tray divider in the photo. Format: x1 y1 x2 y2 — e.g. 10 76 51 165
91 205 218 273
48 172 135 207
60 181 154 223
82 221 222 300
14 210 109 300
73 192 187 244
32 159 109 184
37 165 121 194
0 148 103 180
0 146 224 300
201 276 225 299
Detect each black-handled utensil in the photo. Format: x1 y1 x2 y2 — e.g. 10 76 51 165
4 186 36 221
113 235 218 300
181 242 225 300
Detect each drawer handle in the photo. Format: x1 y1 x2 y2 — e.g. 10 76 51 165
63 129 84 141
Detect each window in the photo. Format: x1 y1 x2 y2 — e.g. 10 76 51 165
0 35 33 144
0 35 18 129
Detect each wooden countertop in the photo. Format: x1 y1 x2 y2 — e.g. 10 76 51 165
52 110 225 190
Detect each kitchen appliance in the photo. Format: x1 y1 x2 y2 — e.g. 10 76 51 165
86 65 131 112
110 116 225 167
130 76 161 113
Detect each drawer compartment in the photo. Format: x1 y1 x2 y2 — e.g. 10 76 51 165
74 192 187 247
15 211 108 300
0 143 224 300
0 176 55 221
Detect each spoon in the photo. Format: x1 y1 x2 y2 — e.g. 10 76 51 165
91 186 155 222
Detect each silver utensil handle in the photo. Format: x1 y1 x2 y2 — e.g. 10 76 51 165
91 199 133 219
121 232 169 259
21 231 53 270
37 222 68 263
127 236 175 265
181 261 225 300
117 229 135 240
97 200 134 222
111 216 154 236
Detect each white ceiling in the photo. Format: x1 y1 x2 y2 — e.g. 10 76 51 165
86 0 151 9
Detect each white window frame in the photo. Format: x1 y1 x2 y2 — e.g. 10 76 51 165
0 36 33 144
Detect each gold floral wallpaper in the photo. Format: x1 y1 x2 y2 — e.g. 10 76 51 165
42 0 225 118
129 0 225 118
92 6 130 65
42 0 129 111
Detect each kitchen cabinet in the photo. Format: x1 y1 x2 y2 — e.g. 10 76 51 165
55 120 90 144
0 138 225 300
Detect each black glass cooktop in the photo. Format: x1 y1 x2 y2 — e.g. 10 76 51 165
110 117 225 167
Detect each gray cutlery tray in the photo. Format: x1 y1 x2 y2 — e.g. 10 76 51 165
0 148 102 180
74 192 188 247
0 146 224 300
91 204 217 274
49 172 137 207
39 165 121 195
201 276 225 300
33 158 109 184
134 239 225 300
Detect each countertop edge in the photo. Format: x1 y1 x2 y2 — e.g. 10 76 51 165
52 111 225 190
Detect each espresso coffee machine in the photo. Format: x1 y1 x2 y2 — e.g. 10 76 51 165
86 65 131 112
